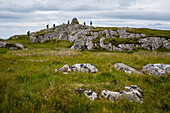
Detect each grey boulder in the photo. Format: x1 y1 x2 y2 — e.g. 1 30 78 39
141 64 170 77
57 63 98 73
114 63 142 74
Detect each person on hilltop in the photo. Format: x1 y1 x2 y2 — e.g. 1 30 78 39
27 31 30 36
84 22 86 25
46 24 49 29
53 24 55 27
90 21 92 26
68 21 70 24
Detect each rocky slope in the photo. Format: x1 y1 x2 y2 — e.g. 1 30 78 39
29 18 170 52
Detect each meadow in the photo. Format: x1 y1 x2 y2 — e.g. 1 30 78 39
0 29 170 113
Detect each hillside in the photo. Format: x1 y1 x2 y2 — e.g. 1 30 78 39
0 18 170 112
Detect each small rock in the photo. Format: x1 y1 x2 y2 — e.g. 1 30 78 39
55 69 58 72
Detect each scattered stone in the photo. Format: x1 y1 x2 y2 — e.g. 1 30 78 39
141 64 170 77
121 85 144 103
101 85 144 103
113 63 142 74
57 63 98 73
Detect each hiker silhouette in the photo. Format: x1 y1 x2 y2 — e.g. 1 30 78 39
27 31 30 36
90 21 92 26
46 24 49 29
53 24 55 27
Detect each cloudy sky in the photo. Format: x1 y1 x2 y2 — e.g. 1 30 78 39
0 0 170 39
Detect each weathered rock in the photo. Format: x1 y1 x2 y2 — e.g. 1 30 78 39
114 63 142 74
59 65 72 72
0 41 27 50
100 37 106 48
0 41 7 48
76 88 99 101
139 37 162 50
121 85 144 103
57 63 98 73
101 85 144 103
87 41 94 50
71 18 79 24
141 64 170 77
71 63 98 73
101 90 122 102
71 39 85 50
162 39 170 49
14 43 26 50
84 90 99 101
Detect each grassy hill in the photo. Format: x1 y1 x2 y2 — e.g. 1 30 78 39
0 27 170 112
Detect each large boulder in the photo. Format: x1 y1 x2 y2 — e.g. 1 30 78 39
113 63 142 74
141 64 170 77
71 18 79 24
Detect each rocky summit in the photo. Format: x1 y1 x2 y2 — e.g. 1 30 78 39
29 18 170 52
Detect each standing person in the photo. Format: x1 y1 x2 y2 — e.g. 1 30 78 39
53 24 55 27
90 21 92 26
68 21 70 24
84 22 86 25
27 31 30 36
46 24 49 29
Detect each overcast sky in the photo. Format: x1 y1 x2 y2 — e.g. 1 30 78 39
0 0 170 39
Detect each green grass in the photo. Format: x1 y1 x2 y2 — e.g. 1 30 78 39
127 28 170 39
0 27 170 112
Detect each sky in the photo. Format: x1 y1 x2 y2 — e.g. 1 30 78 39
0 0 170 39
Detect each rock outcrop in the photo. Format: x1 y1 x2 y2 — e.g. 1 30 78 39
29 18 170 52
139 37 168 50
141 64 170 77
56 63 98 74
113 63 142 74
0 41 27 50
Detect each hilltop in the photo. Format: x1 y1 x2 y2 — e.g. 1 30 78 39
1 18 169 52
